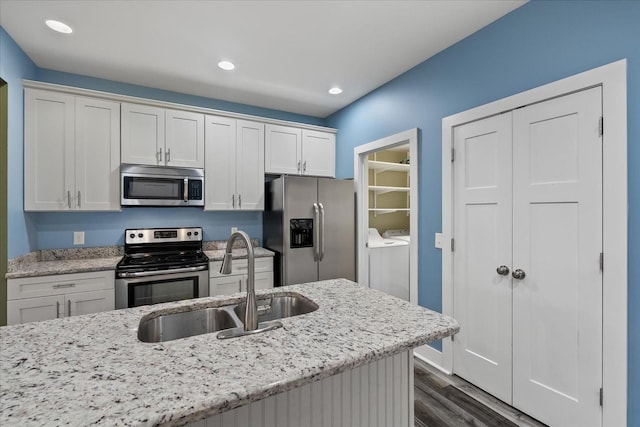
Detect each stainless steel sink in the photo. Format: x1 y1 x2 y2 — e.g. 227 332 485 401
138 307 240 343
234 294 319 323
137 292 318 342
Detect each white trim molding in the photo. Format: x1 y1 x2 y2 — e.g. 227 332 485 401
22 80 336 134
438 59 627 426
353 128 419 305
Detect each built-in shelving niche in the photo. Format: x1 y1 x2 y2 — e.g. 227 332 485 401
367 149 410 230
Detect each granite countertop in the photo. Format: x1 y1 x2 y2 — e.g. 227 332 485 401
0 279 459 426
204 247 274 262
6 245 274 279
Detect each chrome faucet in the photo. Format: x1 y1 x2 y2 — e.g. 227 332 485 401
220 230 258 331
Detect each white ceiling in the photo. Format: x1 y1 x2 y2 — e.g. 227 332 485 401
0 0 526 118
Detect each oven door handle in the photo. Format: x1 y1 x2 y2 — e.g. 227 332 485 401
117 265 208 278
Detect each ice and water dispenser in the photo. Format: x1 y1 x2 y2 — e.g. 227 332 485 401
290 219 313 248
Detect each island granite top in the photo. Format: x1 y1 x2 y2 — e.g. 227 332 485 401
0 279 459 426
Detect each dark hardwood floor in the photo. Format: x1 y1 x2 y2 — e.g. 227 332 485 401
414 359 547 427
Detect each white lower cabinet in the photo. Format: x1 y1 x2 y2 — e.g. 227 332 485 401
209 258 273 296
7 271 115 325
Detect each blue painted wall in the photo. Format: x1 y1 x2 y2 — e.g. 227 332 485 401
326 1 639 424
0 27 37 258
1 27 326 258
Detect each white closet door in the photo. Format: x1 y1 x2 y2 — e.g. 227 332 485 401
512 87 602 426
452 112 513 403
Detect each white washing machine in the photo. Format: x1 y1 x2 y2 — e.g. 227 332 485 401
382 228 411 243
368 228 409 301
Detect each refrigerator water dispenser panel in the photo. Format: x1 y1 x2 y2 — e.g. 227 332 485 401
290 219 313 248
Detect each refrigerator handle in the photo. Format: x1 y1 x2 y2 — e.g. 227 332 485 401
313 203 320 261
318 203 325 261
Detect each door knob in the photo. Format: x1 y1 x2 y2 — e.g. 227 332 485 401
496 265 510 276
512 269 526 280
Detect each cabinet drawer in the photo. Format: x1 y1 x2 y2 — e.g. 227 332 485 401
241 272 274 292
209 257 273 277
7 271 115 300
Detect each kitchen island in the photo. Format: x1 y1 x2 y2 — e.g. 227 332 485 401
0 279 458 426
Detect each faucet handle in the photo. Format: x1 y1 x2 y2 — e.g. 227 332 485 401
220 253 233 274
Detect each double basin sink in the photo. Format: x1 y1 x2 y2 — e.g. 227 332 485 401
138 292 318 343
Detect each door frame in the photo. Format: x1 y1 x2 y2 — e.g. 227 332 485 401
437 59 627 426
354 128 419 305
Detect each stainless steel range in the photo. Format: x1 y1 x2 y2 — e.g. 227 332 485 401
115 227 209 309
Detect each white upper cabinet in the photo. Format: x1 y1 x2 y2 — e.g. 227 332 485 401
301 129 336 177
205 116 265 211
121 103 204 168
24 89 120 211
265 124 335 177
265 124 302 175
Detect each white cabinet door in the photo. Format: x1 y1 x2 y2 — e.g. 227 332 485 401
165 109 204 168
301 130 335 177
75 97 121 211
265 124 301 175
67 289 115 316
24 89 74 211
205 115 236 210
205 117 264 211
121 103 164 166
210 275 243 296
7 295 64 325
236 120 264 210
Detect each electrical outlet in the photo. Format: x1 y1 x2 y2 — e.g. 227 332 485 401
73 231 85 245
231 227 238 233
434 232 443 249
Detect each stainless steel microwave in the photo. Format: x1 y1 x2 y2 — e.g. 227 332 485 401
120 164 204 207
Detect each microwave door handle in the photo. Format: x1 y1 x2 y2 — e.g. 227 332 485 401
183 178 188 203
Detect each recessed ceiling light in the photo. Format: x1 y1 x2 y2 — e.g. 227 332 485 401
45 19 73 34
218 61 235 71
328 87 343 95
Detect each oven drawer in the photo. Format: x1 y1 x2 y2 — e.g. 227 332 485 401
209 257 273 277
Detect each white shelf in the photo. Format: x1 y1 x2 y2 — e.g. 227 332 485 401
369 185 410 195
368 160 410 173
368 208 410 215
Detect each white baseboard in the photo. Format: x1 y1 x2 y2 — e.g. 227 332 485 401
413 344 451 375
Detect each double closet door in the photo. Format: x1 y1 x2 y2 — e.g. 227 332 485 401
452 87 603 427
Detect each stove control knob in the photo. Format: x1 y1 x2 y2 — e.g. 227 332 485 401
129 233 135 239
187 232 192 237
194 231 199 236
138 233 143 238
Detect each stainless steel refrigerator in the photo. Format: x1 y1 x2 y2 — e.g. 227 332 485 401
263 175 355 286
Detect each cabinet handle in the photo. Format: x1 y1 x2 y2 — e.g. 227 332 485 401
67 190 71 208
238 194 242 209
53 283 76 289
232 194 235 208
56 301 61 318
297 160 301 173
67 299 72 317
303 161 307 173
166 148 171 163
157 148 163 164
77 191 81 208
